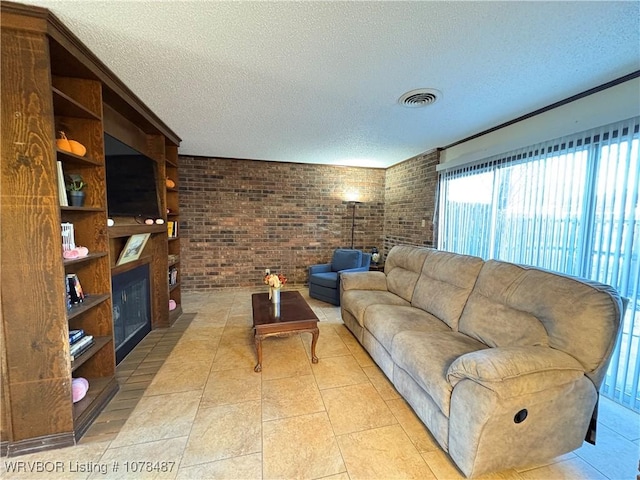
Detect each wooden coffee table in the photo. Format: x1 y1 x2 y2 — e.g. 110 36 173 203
251 290 319 372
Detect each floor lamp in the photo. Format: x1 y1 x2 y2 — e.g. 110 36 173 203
348 201 362 249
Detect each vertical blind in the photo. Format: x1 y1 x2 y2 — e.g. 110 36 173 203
438 116 640 411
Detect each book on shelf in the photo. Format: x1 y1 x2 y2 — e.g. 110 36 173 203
168 266 178 285
69 329 85 344
167 221 178 238
57 161 68 207
70 334 94 360
66 273 85 306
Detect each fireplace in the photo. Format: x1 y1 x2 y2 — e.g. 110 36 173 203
112 264 152 364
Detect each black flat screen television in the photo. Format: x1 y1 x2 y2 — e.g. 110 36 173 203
105 134 161 219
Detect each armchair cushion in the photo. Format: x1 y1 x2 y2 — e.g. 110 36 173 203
310 271 339 288
331 249 362 272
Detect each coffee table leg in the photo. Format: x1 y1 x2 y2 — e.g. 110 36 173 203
254 334 263 373
311 327 319 364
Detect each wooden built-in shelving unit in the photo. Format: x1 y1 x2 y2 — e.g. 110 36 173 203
1 1 181 456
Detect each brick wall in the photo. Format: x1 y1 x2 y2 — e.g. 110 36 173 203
179 157 386 289
382 149 440 258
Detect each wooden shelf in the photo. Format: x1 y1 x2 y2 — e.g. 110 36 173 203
63 252 108 267
108 223 167 238
168 304 183 324
168 256 180 267
72 376 119 440
67 293 110 321
71 336 111 372
56 148 102 166
52 87 100 120
169 282 180 292
168 236 179 242
60 206 105 213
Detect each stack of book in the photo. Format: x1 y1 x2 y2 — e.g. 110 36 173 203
69 329 94 361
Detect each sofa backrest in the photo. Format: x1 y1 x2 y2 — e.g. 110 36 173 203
383 245 430 302
458 259 623 387
411 250 484 330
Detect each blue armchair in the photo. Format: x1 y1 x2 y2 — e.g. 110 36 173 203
308 249 371 305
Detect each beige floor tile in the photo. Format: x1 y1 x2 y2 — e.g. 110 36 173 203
163 338 218 365
110 392 200 448
386 398 439 453
362 365 401 400
144 360 211 396
260 335 314 380
201 367 261 408
92 437 186 479
422 450 526 480
262 374 325 421
211 340 258 372
574 422 639 480
337 424 435 480
517 456 607 480
338 334 376 368
321 383 397 435
321 473 351 480
312 355 369 390
263 411 346 479
181 400 262 467
303 324 351 360
225 312 253 327
219 325 255 345
176 453 262 479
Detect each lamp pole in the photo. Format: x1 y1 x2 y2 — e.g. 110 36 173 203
349 201 362 249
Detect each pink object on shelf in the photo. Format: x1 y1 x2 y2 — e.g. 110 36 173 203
63 246 89 259
169 299 177 311
71 377 89 403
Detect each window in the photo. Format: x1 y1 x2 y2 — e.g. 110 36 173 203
438 117 640 411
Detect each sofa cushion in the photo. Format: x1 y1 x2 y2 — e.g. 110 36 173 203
332 249 362 272
309 271 338 288
384 245 431 301
411 250 483 330
392 331 487 417
341 290 410 328
459 260 622 388
364 305 451 352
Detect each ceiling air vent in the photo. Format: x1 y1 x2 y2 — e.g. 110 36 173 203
398 88 441 107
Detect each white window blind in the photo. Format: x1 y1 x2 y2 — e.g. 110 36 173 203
438 117 640 411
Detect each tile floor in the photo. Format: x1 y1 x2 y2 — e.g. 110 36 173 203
2 287 639 479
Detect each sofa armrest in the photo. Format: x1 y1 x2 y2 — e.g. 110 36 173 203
447 346 585 398
340 271 388 291
309 263 331 275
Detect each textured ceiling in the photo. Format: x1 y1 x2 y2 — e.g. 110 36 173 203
23 1 640 168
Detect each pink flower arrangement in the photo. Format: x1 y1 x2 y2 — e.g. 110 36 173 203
264 272 287 289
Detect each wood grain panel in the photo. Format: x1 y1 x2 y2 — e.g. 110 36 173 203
1 29 57 201
103 103 151 156
0 307 12 443
2 262 70 383
8 378 73 441
149 233 169 328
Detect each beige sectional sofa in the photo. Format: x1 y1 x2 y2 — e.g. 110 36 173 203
340 245 624 477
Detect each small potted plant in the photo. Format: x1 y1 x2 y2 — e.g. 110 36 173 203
66 174 87 207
